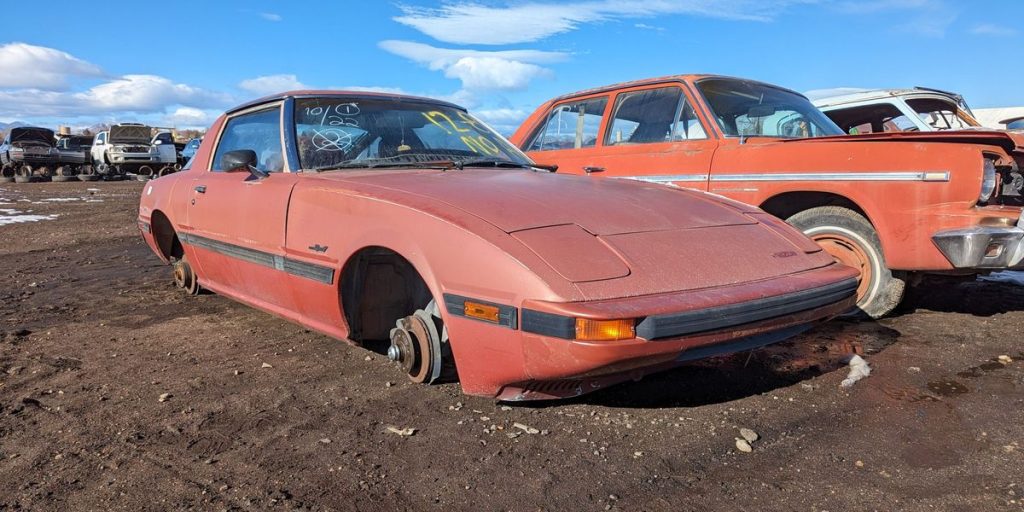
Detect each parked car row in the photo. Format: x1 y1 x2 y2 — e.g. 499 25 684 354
137 74 1024 401
0 124 203 183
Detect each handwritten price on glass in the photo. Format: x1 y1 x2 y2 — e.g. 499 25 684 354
422 111 502 156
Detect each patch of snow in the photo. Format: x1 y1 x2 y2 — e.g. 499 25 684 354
0 209 59 226
840 355 871 388
980 271 1024 286
42 197 80 202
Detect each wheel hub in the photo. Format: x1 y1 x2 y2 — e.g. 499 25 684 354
812 233 873 301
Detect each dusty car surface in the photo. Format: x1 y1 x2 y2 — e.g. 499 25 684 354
811 87 981 134
511 75 1024 318
137 90 859 400
0 127 60 182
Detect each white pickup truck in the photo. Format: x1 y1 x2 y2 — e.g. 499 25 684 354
90 123 179 178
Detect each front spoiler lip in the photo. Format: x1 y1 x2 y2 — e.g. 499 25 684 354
932 215 1024 269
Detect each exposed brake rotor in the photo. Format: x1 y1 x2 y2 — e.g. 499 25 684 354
388 304 451 385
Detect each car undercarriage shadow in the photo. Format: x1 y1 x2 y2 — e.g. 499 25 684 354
530 319 901 410
895 273 1024 317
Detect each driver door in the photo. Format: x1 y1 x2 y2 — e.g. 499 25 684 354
186 104 299 310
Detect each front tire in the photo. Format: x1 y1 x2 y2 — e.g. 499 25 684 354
787 206 906 318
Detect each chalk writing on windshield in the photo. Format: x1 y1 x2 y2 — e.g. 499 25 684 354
422 111 502 156
305 103 361 152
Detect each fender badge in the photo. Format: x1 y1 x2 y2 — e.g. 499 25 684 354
773 251 798 258
309 244 329 253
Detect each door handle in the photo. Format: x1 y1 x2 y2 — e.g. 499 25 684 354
194 185 206 193
583 166 605 174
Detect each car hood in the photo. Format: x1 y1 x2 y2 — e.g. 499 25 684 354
327 168 759 236
110 125 153 144
312 169 836 295
786 130 1024 153
10 127 55 147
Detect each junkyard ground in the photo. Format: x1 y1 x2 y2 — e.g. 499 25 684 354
0 181 1022 511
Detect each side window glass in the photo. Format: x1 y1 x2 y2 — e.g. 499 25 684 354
212 107 284 172
607 87 686 145
96 133 106 145
527 97 608 151
673 98 707 140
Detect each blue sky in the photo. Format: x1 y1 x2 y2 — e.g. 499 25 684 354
1 0 1021 133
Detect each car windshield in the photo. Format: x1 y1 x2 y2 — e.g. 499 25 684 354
906 98 979 130
294 97 531 170
697 78 843 138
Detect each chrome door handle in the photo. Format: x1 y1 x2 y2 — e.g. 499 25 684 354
583 166 605 174
194 185 206 193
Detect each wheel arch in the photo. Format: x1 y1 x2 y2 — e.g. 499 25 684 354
149 209 183 262
759 189 898 263
337 245 436 346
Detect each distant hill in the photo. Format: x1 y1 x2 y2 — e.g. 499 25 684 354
0 121 28 130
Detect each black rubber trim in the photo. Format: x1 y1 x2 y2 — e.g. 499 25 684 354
443 293 518 329
521 309 575 339
521 277 857 341
636 278 859 340
179 232 334 284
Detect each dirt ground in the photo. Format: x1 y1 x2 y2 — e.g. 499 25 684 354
0 180 1022 511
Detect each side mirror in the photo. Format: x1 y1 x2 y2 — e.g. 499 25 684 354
221 149 268 178
154 139 163 145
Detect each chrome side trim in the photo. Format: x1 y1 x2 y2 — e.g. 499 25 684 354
618 174 708 183
711 171 950 182
179 232 335 284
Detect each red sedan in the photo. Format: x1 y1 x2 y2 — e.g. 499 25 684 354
137 91 859 400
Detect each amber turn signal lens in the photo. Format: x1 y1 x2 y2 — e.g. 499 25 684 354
575 318 635 341
464 301 501 323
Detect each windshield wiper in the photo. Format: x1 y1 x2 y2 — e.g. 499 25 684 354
311 160 455 172
456 158 558 173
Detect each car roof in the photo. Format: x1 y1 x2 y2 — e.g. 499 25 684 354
226 90 466 115
811 87 960 108
545 74 809 104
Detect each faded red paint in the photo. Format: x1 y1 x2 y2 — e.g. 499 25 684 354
138 91 859 400
511 75 1024 278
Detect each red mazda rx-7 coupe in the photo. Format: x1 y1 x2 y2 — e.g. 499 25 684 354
137 91 859 400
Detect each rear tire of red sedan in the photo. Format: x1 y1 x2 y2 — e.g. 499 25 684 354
787 206 905 318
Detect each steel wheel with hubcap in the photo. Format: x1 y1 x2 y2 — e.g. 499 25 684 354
787 206 906 318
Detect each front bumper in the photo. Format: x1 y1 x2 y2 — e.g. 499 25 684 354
110 153 160 164
932 216 1024 269
449 265 861 401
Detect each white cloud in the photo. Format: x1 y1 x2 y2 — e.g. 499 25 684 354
970 23 1017 37
260 12 283 22
379 40 565 91
238 74 308 96
0 75 230 119
163 107 220 128
393 1 815 45
894 11 957 38
0 42 104 90
445 58 550 90
472 107 532 135
82 75 229 111
634 23 665 32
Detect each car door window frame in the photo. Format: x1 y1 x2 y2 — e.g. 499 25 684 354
208 101 290 173
604 85 710 146
526 94 610 151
